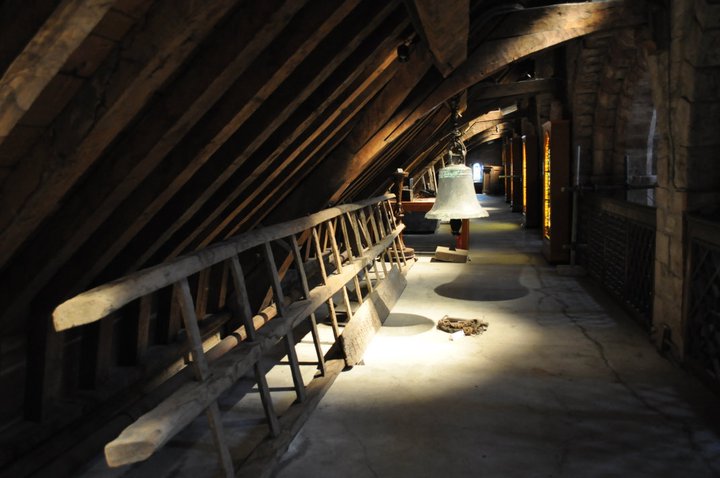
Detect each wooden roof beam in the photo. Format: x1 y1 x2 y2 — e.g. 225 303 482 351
227 66 398 235
167 4 408 255
260 45 435 226
0 0 244 270
190 16 410 247
405 0 469 77
0 0 309 327
0 0 114 146
385 1 646 151
353 107 450 201
119 1 393 270
468 77 560 103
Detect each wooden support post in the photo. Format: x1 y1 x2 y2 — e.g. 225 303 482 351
382 201 407 266
289 234 326 376
346 212 375 294
326 221 355 323
228 256 280 436
24 314 64 421
195 268 211 320
175 278 234 477
364 208 389 277
136 295 152 364
358 209 386 279
311 227 340 339
339 215 364 304
262 242 306 403
455 219 470 250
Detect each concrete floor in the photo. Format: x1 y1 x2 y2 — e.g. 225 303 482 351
273 195 720 478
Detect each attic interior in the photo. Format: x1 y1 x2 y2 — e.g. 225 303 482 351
2 0 720 476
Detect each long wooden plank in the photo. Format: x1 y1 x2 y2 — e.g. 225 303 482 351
406 0 468 77
53 195 392 331
0 0 243 270
103 224 403 467
342 266 406 365
0 0 114 145
0 0 308 327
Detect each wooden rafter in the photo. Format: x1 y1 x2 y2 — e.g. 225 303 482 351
468 77 560 103
169 3 408 255
0 0 310 326
405 0 469 77
258 45 435 228
386 1 645 150
0 0 244 271
0 0 114 146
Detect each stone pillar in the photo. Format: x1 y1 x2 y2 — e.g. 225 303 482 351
648 0 720 357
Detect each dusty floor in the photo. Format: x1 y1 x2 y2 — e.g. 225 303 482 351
78 194 720 478
273 195 720 478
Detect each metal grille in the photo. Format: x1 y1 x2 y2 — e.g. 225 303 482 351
580 198 655 328
687 238 720 385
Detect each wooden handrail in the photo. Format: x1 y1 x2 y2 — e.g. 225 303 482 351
53 194 394 331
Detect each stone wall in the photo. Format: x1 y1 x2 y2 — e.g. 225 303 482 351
649 0 720 358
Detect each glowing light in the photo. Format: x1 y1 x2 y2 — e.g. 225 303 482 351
522 136 527 215
543 131 552 240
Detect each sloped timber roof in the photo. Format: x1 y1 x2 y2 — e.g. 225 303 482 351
0 0 646 334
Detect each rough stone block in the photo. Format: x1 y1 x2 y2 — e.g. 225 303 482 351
688 190 720 211
593 125 615 149
689 101 720 147
669 240 686 277
672 97 693 147
670 190 688 214
694 0 720 29
678 61 720 101
594 108 617 128
656 182 669 203
685 24 720 67
683 145 720 189
655 230 671 265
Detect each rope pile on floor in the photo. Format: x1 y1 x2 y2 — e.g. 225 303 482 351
437 316 489 336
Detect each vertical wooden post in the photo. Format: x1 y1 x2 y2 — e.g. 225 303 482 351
228 256 280 436
456 218 470 250
136 295 152 364
195 268 211 320
362 208 388 278
326 221 355 323
24 314 64 421
175 278 234 477
312 227 341 339
346 211 377 291
289 234 326 376
339 215 364 304
382 200 407 266
262 242 306 403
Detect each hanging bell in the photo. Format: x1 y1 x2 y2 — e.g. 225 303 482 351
425 164 489 220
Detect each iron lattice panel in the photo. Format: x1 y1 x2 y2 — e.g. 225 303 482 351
580 203 655 329
687 240 720 384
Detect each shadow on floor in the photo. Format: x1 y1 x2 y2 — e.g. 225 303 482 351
434 266 529 301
